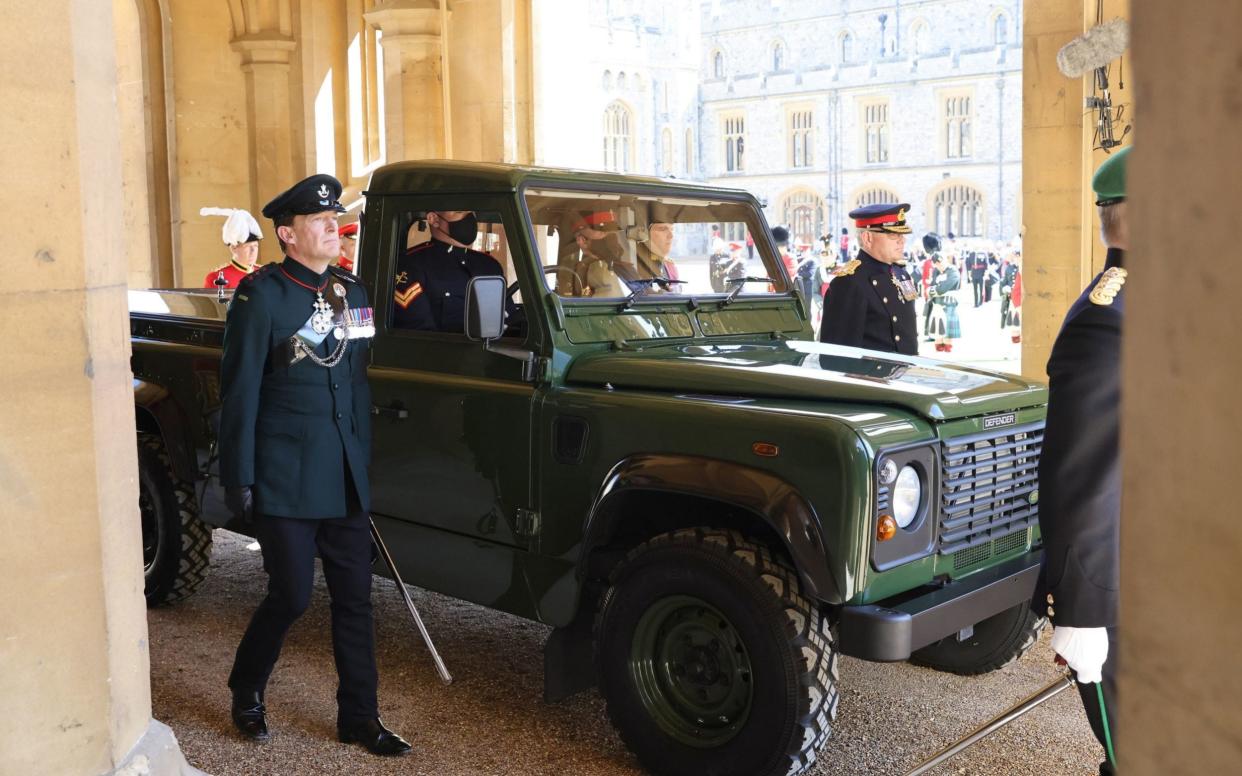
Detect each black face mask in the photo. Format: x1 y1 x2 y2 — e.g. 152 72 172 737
444 213 478 246
589 234 624 263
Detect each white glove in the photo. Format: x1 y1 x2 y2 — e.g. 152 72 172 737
1051 626 1109 683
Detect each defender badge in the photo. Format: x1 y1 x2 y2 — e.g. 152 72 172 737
983 412 1017 430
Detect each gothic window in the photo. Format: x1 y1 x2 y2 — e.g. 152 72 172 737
840 32 853 64
602 70 612 89
772 41 784 71
617 72 627 89
856 187 900 209
932 184 985 237
781 190 826 247
944 93 973 159
911 20 930 56
993 12 1008 45
713 51 725 78
862 101 890 164
661 128 673 175
603 101 632 172
723 115 745 172
789 109 813 168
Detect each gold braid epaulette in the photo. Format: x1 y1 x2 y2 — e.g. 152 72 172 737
1089 267 1127 306
832 259 861 277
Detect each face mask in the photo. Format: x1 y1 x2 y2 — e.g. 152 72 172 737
589 234 624 262
444 213 478 246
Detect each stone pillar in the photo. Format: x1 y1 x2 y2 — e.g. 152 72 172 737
1121 1 1242 772
1021 0 1133 380
0 0 196 773
366 0 449 161
449 0 533 163
232 33 299 224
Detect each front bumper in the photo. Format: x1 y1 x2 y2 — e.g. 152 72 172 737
837 551 1041 662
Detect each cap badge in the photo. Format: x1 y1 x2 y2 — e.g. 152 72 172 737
317 184 330 200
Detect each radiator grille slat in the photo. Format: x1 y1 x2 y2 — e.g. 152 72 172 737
939 422 1044 560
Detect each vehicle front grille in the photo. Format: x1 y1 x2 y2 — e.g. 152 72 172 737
938 422 1043 562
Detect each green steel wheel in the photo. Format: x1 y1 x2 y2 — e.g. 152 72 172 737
597 528 838 776
628 594 755 747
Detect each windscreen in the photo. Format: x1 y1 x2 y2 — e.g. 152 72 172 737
523 188 789 300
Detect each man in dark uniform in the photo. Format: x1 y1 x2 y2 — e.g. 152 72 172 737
1032 146 1130 776
219 174 411 757
818 203 919 355
392 210 504 331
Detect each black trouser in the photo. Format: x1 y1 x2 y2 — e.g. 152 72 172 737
1000 295 1012 327
1076 625 1119 776
228 489 378 724
972 276 985 306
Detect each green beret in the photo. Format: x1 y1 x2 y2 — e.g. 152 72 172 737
1092 145 1130 206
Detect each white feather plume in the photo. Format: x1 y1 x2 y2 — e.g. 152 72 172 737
200 206 263 246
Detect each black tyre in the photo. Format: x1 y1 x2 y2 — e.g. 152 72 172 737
909 603 1046 675
138 432 212 606
596 528 838 776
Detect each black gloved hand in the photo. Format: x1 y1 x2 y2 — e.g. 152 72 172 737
225 486 254 524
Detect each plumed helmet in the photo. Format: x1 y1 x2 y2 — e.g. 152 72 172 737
200 207 263 246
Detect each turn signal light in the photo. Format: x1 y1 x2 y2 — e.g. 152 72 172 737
877 514 897 542
752 442 779 457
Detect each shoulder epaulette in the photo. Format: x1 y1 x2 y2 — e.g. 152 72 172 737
832 259 861 277
406 241 434 254
236 262 277 288
1088 267 1127 306
328 265 360 283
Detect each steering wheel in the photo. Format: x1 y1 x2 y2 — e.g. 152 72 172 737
542 265 586 296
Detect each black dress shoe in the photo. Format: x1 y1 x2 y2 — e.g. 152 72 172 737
231 689 269 741
337 717 412 756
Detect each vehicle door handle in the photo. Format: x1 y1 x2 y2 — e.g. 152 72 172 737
371 403 409 420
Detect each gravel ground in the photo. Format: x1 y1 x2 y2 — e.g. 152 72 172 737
150 530 1103 776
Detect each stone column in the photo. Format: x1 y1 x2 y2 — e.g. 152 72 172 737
366 0 449 161
0 0 196 773
232 33 299 223
1122 1 1242 772
449 0 533 163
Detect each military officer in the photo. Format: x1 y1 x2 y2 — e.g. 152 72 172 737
218 174 411 757
392 210 505 331
818 203 919 355
200 206 264 289
1032 146 1131 776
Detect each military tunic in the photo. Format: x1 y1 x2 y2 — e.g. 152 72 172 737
218 257 373 518
818 250 918 355
203 260 259 290
392 238 505 332
1031 248 1125 771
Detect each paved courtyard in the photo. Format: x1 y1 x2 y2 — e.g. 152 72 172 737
150 531 1100 775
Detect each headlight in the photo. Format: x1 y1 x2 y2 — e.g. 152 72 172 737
892 465 922 528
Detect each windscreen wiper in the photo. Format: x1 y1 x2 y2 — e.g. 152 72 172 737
722 276 776 306
619 277 687 310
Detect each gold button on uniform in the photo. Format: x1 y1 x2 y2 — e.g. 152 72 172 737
1047 607 1056 618
1046 593 1055 605
892 315 898 322
883 297 889 303
895 335 901 341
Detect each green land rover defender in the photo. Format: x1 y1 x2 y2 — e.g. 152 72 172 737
130 161 1047 776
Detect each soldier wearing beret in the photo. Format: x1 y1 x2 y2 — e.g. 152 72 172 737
200 207 264 289
392 210 507 331
219 174 411 756
1032 146 1131 776
818 203 919 355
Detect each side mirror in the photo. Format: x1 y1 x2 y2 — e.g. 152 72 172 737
465 275 506 341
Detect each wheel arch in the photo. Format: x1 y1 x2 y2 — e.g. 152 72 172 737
581 454 842 604
134 379 197 483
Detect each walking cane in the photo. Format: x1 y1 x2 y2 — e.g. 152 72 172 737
369 518 453 685
901 670 1075 776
